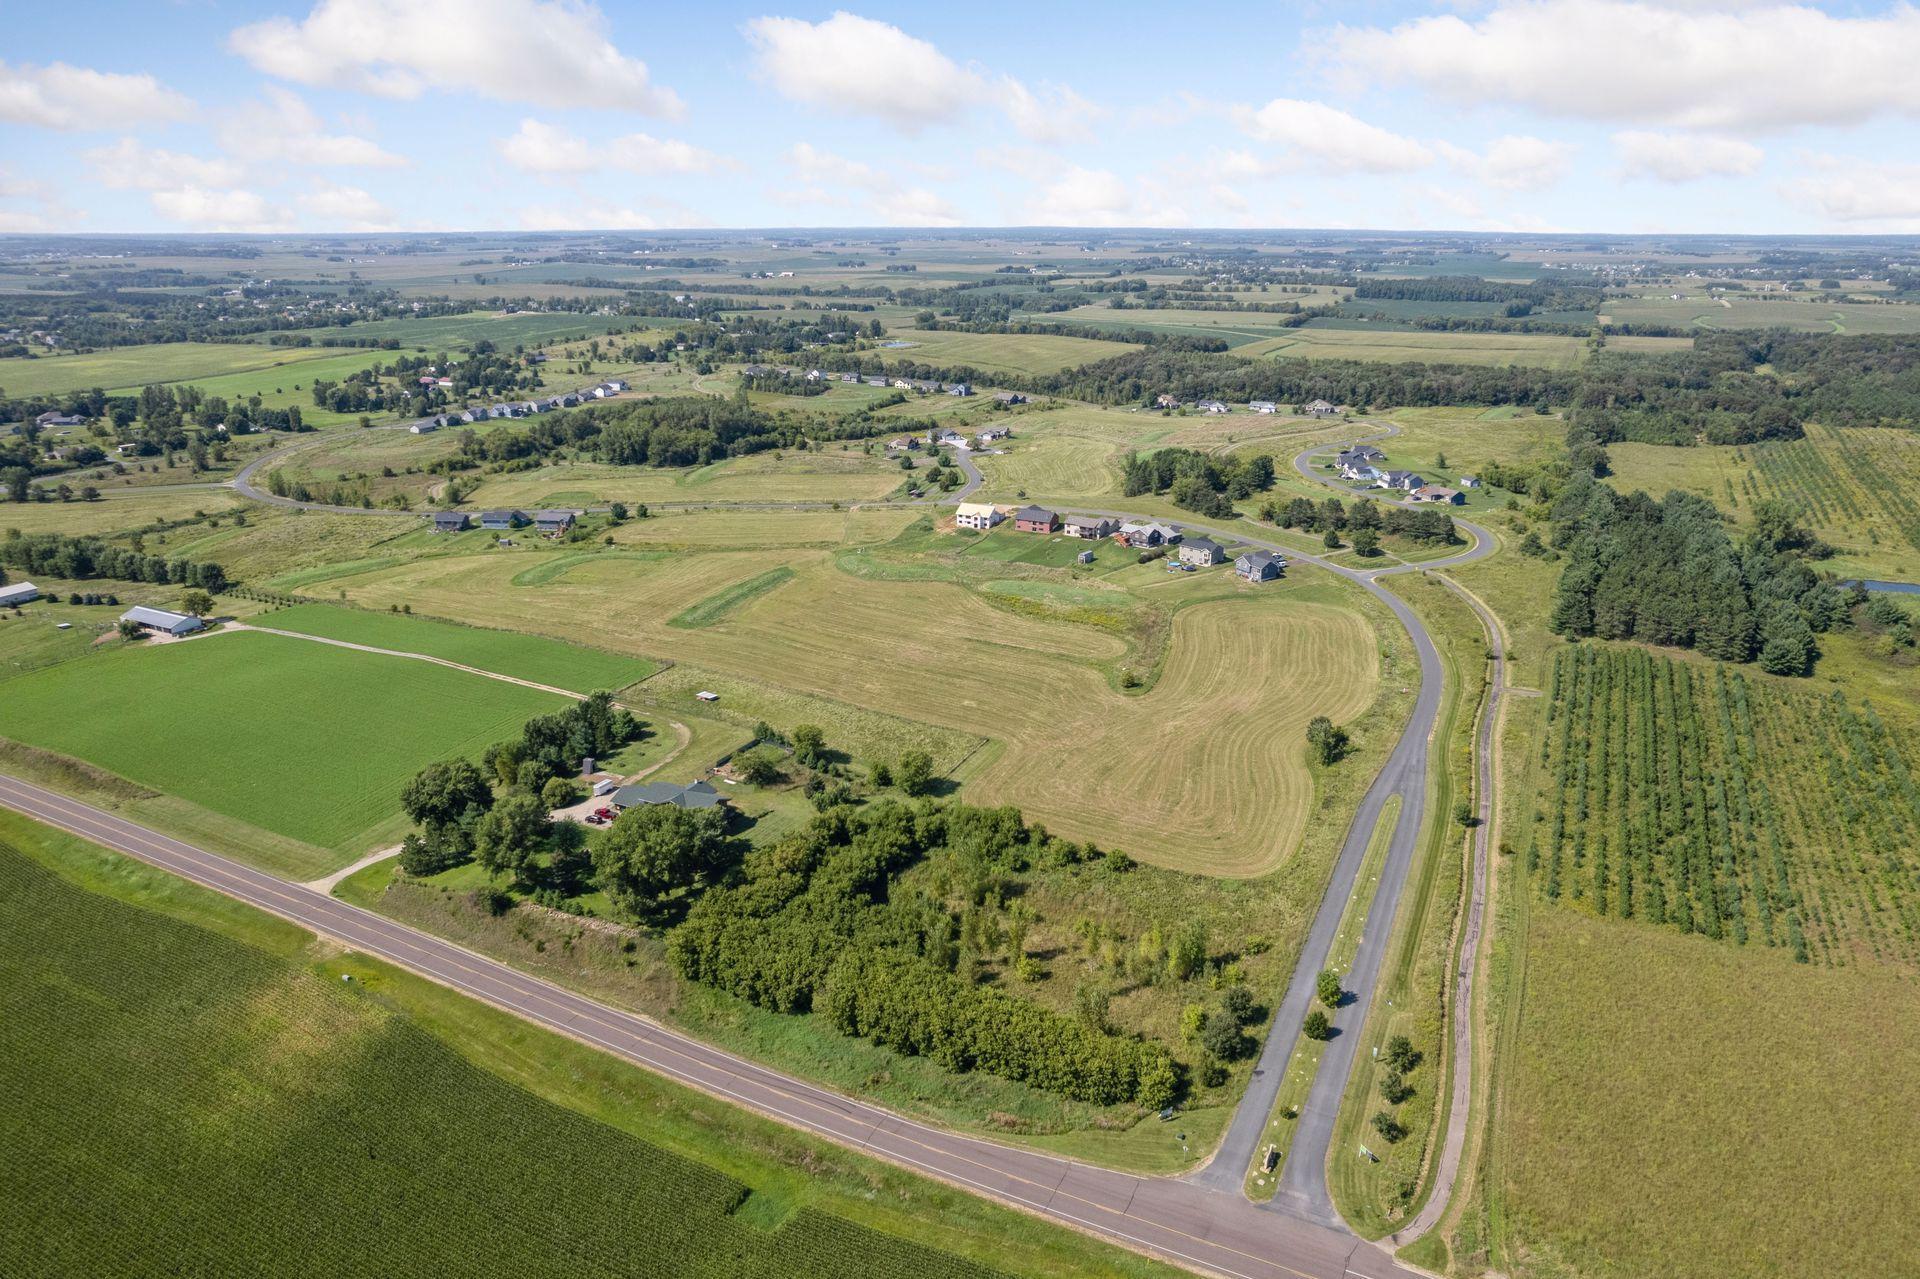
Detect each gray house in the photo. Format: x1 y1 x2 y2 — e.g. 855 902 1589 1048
534 510 577 538
1063 514 1119 539
430 511 471 533
1178 538 1225 566
1235 550 1285 582
1376 470 1426 492
479 509 528 531
612 779 723 811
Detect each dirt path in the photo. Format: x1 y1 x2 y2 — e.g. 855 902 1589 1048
303 843 402 893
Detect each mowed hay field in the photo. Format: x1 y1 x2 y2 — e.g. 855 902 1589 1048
0 630 566 857
1491 907 1920 1279
878 329 1140 376
302 548 1380 875
0 839 1028 1279
462 448 905 508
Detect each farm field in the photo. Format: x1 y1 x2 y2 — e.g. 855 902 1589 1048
0 486 251 535
460 448 906 508
0 630 567 864
0 341 378 401
876 328 1141 376
1607 422 1920 581
1487 906 1920 1279
253 310 689 349
272 534 1385 876
0 824 1170 1279
1524 643 1920 968
1602 293 1920 334
256 602 656 690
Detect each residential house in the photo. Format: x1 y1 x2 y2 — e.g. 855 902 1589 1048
954 502 1003 531
864 375 891 387
1304 399 1337 416
1346 444 1386 462
35 411 83 428
934 428 970 449
479 509 528 531
975 426 1010 445
534 510 577 538
1412 485 1464 505
430 511 471 533
1339 462 1381 483
488 403 516 419
1375 470 1426 492
518 401 541 416
611 779 723 811
590 384 614 399
1154 394 1179 409
1013 505 1058 533
1196 400 1229 414
0 581 40 607
602 378 630 393
1063 515 1119 539
1234 550 1285 582
1119 520 1181 548
1459 475 1481 489
804 369 826 381
892 378 915 390
410 420 438 434
885 437 911 450
993 391 1028 404
839 372 862 383
946 382 972 397
1178 538 1225 567
1248 401 1277 414
121 605 204 636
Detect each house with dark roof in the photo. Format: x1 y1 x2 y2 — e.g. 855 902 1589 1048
430 511 471 533
1234 550 1285 582
1412 485 1464 505
1459 475 1481 488
1178 537 1225 566
1375 470 1426 492
1304 399 1338 416
1119 520 1181 548
611 779 723 811
534 510 577 538
479 509 528 531
993 391 1028 404
1339 461 1381 482
1014 505 1058 533
946 382 972 396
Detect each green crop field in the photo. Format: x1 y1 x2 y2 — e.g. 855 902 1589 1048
1525 643 1920 968
273 310 684 349
0 630 566 858
876 329 1141 376
668 566 796 628
0 341 379 401
257 602 657 690
0 835 1103 1279
462 448 905 508
1602 293 1920 334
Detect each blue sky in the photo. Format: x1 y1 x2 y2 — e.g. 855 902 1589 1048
5 1 1920 235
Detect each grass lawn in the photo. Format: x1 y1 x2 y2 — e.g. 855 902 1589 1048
0 815 1178 1279
0 630 567 864
257 601 656 691
878 328 1142 376
0 341 379 400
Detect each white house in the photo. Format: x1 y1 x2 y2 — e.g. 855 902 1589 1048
1248 401 1277 414
1196 400 1229 414
1460 475 1482 489
954 503 1003 531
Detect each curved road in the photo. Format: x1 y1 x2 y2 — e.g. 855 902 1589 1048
0 772 1413 1279
22 410 1501 1271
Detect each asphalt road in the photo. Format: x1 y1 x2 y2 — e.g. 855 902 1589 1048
0 772 1419 1279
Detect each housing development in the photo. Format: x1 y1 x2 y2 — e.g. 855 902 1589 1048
4 4 1919 1279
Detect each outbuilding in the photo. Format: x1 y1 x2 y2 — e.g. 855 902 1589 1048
121 605 204 636
0 581 41 607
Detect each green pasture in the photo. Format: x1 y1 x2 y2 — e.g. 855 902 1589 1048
257 602 657 691
0 629 566 856
0 342 381 402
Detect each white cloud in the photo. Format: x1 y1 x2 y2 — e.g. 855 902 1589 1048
1783 155 1920 226
745 12 1099 141
0 60 192 131
221 87 405 168
230 0 682 115
513 200 661 231
874 187 963 226
84 139 246 191
305 181 400 231
1613 130 1763 182
774 144 960 225
1329 2 1920 132
1024 166 1187 227
1234 99 1431 174
150 186 295 234
1441 135 1576 191
1000 79 1102 145
496 119 728 177
745 12 983 132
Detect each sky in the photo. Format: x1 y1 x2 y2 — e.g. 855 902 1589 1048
6 0 1920 236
